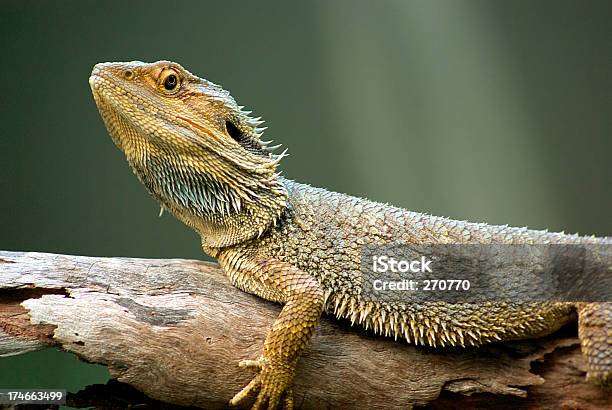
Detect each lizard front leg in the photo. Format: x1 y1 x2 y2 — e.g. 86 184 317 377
220 254 325 410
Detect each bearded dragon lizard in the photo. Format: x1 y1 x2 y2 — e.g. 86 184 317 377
89 60 611 409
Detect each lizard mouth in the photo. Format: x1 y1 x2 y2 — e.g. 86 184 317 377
89 72 153 118
89 72 203 153
90 70 232 152
175 115 223 143
90 72 244 216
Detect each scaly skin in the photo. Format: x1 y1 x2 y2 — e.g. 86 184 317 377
89 60 611 409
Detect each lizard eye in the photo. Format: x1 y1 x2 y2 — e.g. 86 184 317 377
160 69 181 93
164 74 178 90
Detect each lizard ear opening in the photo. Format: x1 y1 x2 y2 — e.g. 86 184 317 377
225 119 269 157
225 120 245 144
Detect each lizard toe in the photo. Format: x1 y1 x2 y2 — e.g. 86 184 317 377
230 356 294 410
229 374 261 407
283 388 294 410
239 357 265 370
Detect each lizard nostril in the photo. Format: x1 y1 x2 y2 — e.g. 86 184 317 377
124 70 134 80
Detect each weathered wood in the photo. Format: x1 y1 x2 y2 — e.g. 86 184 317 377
0 251 609 409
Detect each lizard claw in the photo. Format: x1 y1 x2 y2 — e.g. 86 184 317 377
230 373 262 407
230 357 294 410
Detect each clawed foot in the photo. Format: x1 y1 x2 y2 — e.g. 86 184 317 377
230 356 295 410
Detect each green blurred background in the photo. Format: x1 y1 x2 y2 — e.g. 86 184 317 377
1 0 610 397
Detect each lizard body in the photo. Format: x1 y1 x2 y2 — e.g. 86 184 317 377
89 60 611 409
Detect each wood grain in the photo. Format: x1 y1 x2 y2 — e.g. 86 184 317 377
0 251 609 409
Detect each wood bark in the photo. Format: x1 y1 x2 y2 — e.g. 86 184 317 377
0 251 609 409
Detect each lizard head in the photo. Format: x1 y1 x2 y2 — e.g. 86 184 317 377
89 60 288 247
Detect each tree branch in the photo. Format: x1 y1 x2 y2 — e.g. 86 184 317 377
0 251 608 409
